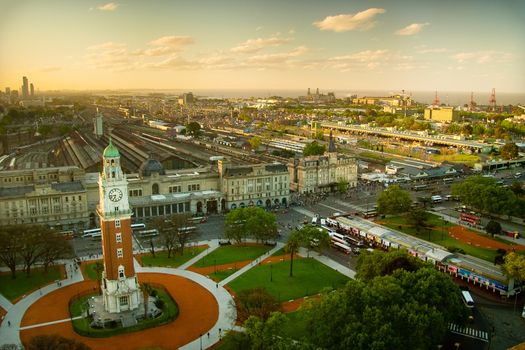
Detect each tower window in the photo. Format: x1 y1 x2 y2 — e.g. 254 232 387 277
119 296 128 306
117 248 123 258
115 219 121 228
116 233 122 243
118 265 125 278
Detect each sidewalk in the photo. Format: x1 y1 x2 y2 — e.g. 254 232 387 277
0 259 84 348
298 247 356 279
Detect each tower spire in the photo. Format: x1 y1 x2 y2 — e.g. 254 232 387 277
328 129 336 153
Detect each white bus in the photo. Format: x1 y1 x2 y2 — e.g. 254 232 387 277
82 228 101 238
332 241 352 254
137 229 159 237
178 226 197 234
131 223 146 231
461 290 475 309
431 195 443 203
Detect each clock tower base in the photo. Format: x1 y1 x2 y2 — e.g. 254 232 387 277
101 274 141 314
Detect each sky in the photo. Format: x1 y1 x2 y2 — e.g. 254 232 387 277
1 0 524 94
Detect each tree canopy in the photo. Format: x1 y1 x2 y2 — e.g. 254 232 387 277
485 220 502 237
452 175 520 216
224 207 278 243
376 185 412 214
501 252 525 282
303 141 325 157
500 142 519 160
302 251 468 350
185 121 201 137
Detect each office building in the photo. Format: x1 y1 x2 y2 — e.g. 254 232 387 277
424 107 459 122
22 76 29 99
30 83 34 96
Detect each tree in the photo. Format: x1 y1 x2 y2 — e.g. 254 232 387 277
376 185 412 214
185 121 201 137
407 208 429 235
173 213 193 255
355 249 423 281
93 261 104 294
41 232 73 272
416 196 431 209
501 142 519 160
485 220 502 237
37 124 53 138
19 226 47 276
510 181 525 197
248 136 262 151
225 207 277 244
140 283 153 318
243 312 297 350
303 251 468 350
297 225 330 258
336 178 349 194
284 231 301 277
303 141 325 156
151 216 179 258
28 334 91 350
501 252 525 283
0 226 22 279
236 288 281 323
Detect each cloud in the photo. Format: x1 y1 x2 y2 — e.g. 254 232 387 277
326 49 421 72
395 23 429 36
142 56 198 70
313 8 386 32
255 26 263 31
452 50 513 64
231 37 292 53
97 2 118 11
418 47 448 54
148 35 194 47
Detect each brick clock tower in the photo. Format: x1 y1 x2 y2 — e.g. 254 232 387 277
97 140 140 313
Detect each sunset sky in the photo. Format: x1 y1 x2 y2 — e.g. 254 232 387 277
1 0 524 93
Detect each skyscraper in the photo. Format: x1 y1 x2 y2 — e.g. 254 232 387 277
22 76 29 99
30 83 34 96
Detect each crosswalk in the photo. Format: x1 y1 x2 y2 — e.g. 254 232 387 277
333 199 366 212
448 323 489 342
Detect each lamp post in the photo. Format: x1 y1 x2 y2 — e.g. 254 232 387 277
214 259 216 273
200 333 203 350
270 264 273 282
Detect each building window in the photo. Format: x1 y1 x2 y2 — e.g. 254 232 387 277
118 265 125 278
152 183 159 195
169 185 181 193
117 248 123 258
115 219 121 228
116 233 122 243
119 296 128 306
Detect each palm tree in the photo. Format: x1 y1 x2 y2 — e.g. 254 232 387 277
285 231 301 277
140 282 153 318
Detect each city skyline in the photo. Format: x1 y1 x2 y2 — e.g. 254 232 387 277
1 0 524 93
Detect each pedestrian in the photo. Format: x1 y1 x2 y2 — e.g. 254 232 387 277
216 283 218 288
7 321 11 327
207 332 210 338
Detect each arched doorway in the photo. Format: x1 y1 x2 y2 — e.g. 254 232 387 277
239 202 246 208
207 200 218 214
231 203 237 210
248 200 254 207
282 198 287 206
196 201 203 213
274 199 279 205
152 183 159 195
221 199 226 212
265 199 272 208
256 200 263 207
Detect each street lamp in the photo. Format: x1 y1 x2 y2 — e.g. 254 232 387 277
270 264 273 282
200 333 203 350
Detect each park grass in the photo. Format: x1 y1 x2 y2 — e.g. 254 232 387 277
0 265 62 302
140 246 206 268
208 268 239 281
379 214 500 262
193 244 273 268
227 258 349 302
83 261 102 281
431 153 480 167
271 247 286 256
70 288 178 338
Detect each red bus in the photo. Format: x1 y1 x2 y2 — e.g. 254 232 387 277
460 213 480 225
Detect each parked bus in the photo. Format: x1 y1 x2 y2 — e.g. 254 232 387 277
137 229 159 237
332 241 352 254
431 195 443 203
443 177 454 184
82 228 101 238
178 226 197 234
359 209 377 219
131 223 146 231
413 184 428 191
60 230 75 240
188 216 208 224
461 290 475 308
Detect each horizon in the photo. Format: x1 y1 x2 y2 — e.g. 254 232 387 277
1 0 524 93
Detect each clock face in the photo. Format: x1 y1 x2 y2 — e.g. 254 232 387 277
108 188 123 202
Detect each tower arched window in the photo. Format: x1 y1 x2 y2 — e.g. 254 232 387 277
112 171 115 178
152 183 159 195
118 265 125 279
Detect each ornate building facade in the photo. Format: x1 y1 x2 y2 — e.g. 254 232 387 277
288 131 358 194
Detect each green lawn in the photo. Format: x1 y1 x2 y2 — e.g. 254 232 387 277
208 268 239 281
140 246 206 268
83 261 102 281
193 245 273 268
271 247 287 256
227 258 349 302
380 214 500 262
0 266 63 302
71 288 178 338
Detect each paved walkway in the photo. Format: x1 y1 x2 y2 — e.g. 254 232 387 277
0 260 84 347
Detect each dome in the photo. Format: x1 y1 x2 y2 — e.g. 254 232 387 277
140 158 166 177
103 139 120 158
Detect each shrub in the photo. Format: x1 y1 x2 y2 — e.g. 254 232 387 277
154 298 165 310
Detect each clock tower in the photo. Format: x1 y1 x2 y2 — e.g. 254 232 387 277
97 139 140 313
